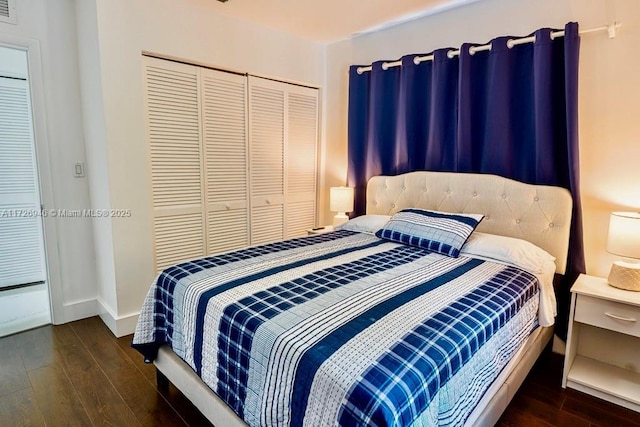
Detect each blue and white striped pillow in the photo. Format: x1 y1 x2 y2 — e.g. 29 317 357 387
375 209 484 257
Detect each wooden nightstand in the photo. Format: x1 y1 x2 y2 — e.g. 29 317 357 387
306 225 334 235
562 274 640 412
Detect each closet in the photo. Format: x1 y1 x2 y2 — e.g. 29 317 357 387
143 57 319 272
248 76 318 245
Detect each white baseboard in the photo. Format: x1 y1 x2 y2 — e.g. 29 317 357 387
50 298 138 337
58 298 99 324
97 299 139 337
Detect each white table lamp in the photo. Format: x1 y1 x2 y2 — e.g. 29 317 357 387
330 186 354 227
606 212 640 291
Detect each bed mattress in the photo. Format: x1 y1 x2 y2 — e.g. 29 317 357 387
133 230 540 426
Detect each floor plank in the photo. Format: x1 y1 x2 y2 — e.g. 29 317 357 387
508 392 590 427
562 393 640 427
0 388 45 427
3 318 640 427
157 383 214 427
115 334 156 384
15 325 74 371
0 335 30 397
71 317 188 427
499 351 640 427
28 364 93 426
57 343 141 426
497 407 553 427
569 388 640 425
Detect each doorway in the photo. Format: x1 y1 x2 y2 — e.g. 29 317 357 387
0 45 51 336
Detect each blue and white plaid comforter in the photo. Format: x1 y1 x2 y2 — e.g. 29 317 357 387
133 230 539 426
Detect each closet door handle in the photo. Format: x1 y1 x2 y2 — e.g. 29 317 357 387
604 312 637 322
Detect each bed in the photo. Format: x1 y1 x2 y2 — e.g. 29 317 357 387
133 171 572 426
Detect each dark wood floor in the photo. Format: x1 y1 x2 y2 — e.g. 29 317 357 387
1 317 639 426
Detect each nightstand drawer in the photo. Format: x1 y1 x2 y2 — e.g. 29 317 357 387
575 294 640 338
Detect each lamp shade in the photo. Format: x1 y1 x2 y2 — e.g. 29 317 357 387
330 187 354 213
607 212 640 259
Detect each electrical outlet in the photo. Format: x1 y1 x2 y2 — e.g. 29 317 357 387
73 162 85 178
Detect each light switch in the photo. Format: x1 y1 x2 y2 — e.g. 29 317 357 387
74 162 85 178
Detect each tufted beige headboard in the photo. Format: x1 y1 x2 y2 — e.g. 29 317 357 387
366 171 573 274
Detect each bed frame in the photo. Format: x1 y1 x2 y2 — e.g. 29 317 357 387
154 171 573 427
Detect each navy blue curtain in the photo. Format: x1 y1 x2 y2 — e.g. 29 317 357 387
347 22 584 338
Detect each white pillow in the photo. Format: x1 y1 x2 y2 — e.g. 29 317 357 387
336 215 391 234
460 232 555 273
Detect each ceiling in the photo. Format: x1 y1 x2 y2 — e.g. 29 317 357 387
207 0 483 43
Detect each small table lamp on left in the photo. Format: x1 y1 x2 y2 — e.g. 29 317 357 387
607 211 640 291
330 186 354 227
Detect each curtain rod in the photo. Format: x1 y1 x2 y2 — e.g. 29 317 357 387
355 22 621 74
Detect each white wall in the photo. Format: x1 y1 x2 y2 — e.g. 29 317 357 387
79 0 325 335
325 0 640 279
75 0 118 322
0 0 98 323
0 45 27 76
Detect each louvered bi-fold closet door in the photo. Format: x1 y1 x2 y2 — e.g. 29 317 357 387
144 57 205 272
248 76 285 245
0 76 47 288
285 86 318 239
201 68 249 254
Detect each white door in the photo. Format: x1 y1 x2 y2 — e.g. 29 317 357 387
284 87 319 238
0 46 50 336
144 57 206 272
248 76 319 243
201 68 250 254
248 77 285 245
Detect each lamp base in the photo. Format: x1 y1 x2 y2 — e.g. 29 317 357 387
333 213 349 227
608 260 640 292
